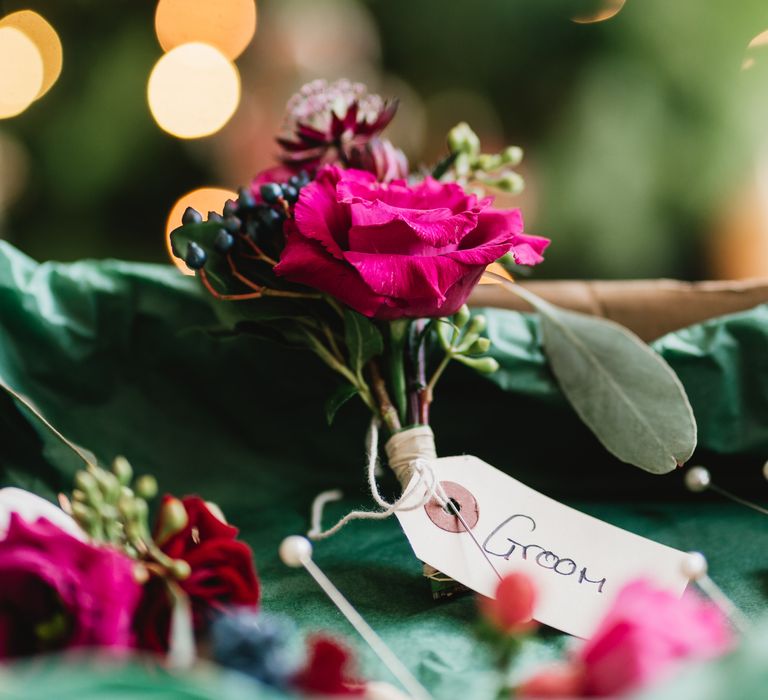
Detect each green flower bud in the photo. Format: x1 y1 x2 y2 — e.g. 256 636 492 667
71 489 86 503
453 152 472 178
71 501 96 525
467 314 487 336
437 320 454 351
501 146 524 167
117 494 137 520
74 471 99 498
447 122 481 156
98 504 118 522
93 469 120 503
134 475 158 501
487 171 525 195
155 497 189 546
455 355 500 374
170 559 191 580
112 456 133 486
475 153 501 172
455 331 480 354
467 337 492 355
454 305 471 329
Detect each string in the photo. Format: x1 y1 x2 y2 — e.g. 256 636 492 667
298 553 433 700
307 420 447 540
307 420 507 592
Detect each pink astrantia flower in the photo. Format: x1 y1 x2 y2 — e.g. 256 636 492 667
0 514 141 658
518 579 733 698
277 79 398 170
274 165 549 319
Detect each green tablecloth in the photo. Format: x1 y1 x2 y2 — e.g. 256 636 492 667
1 240 768 699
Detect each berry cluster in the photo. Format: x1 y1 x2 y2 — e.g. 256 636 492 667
175 170 311 271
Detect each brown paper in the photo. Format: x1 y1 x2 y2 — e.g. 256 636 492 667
470 278 768 341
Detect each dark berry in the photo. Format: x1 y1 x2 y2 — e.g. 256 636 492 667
281 184 299 203
223 215 242 233
184 242 207 269
223 199 239 217
237 186 256 210
258 208 282 229
207 211 224 223
214 229 235 253
298 170 310 185
181 207 202 225
288 174 301 188
259 183 282 204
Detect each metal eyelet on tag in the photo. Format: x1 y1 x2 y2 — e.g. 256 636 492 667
424 480 479 533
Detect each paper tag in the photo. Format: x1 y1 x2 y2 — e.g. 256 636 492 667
395 455 690 638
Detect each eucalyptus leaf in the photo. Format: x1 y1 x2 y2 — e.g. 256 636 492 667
325 382 359 425
343 308 384 375
513 285 697 474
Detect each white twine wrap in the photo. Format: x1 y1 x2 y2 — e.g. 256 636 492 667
384 425 438 489
307 421 447 540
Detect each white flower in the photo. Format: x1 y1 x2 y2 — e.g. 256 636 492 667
0 487 85 540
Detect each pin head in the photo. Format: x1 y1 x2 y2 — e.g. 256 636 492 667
684 466 711 493
682 551 708 580
279 535 313 568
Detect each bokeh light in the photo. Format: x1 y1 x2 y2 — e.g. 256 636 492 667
155 0 257 60
0 27 43 119
165 186 237 274
572 0 626 24
147 42 241 139
0 11 62 99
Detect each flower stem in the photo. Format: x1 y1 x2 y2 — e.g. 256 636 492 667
388 320 410 424
301 329 376 412
369 360 402 433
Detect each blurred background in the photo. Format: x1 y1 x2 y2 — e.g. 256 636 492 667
1 0 768 280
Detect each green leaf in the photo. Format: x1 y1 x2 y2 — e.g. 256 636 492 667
515 287 697 474
325 382 359 425
343 308 384 375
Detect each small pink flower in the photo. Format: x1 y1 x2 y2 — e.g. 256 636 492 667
0 514 141 658
580 580 732 696
517 579 733 698
275 165 548 319
480 572 538 634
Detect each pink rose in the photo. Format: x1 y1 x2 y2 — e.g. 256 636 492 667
518 579 733 698
0 513 141 658
274 166 549 319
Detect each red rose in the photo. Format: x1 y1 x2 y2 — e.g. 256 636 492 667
135 496 260 652
274 165 549 320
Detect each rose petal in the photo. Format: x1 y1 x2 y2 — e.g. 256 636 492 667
276 223 397 318
292 166 351 259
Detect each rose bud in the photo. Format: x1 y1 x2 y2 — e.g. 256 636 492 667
479 572 538 634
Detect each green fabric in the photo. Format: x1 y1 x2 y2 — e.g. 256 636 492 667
1 239 768 699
